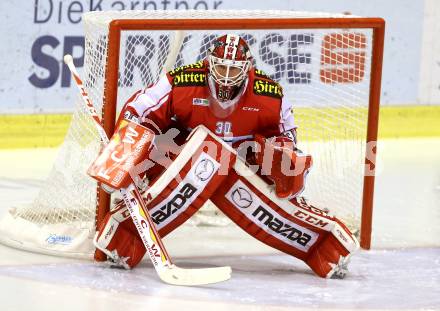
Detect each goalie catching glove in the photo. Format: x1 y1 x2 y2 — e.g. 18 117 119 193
254 134 312 199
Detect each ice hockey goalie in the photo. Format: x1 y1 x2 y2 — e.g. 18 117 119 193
91 34 359 279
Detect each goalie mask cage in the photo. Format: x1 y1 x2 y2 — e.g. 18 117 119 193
0 10 384 259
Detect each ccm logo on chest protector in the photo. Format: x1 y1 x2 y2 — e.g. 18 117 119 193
226 180 318 252
148 152 220 229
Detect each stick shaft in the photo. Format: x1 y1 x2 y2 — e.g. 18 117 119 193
64 54 173 269
64 56 109 144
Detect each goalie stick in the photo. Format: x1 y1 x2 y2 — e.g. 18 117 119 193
64 54 231 286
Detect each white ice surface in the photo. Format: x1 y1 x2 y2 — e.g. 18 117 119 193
0 138 439 310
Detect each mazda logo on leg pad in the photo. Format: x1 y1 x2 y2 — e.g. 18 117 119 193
231 187 253 208
195 158 215 181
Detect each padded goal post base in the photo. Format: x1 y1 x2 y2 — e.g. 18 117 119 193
0 207 95 259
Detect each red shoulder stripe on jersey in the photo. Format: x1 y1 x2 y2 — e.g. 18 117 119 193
140 93 170 119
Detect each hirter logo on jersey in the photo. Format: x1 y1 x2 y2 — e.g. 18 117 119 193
254 69 271 80
173 72 206 87
168 61 204 76
253 79 283 99
169 61 207 87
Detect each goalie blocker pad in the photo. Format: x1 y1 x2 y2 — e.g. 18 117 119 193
88 119 154 190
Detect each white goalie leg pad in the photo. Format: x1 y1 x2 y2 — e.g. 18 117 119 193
210 159 359 278
94 201 130 251
94 201 144 269
94 125 236 269
143 125 236 237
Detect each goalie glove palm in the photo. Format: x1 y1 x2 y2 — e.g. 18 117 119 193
254 134 312 199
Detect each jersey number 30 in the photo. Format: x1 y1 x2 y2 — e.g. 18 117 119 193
215 121 232 135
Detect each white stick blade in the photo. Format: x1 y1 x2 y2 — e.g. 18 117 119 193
159 265 232 286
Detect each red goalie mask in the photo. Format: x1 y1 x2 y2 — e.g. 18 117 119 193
207 34 252 112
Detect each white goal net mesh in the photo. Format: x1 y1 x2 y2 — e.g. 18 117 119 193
0 10 373 258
